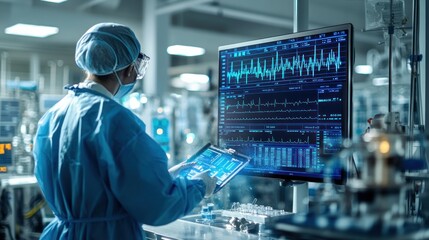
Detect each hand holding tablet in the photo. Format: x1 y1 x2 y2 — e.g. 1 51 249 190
191 170 217 198
178 143 251 194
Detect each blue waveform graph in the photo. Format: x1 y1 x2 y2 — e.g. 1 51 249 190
226 135 311 145
226 43 343 85
225 116 319 122
221 130 317 145
221 90 320 124
226 97 318 111
218 25 352 182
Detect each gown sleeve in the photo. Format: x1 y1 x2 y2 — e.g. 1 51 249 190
106 127 206 226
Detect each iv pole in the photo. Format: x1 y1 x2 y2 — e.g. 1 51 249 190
406 0 424 161
387 0 394 113
386 0 422 136
408 0 422 136
385 0 402 133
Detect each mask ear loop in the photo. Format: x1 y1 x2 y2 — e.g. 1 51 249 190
113 71 123 96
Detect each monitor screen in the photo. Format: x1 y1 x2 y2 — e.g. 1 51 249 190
217 24 353 183
0 98 21 139
0 142 13 173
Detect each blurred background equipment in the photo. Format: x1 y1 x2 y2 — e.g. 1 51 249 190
0 0 428 239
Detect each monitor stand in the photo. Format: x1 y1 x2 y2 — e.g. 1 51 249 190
280 180 309 214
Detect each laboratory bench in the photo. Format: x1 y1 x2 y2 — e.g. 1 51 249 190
144 212 278 240
143 210 429 240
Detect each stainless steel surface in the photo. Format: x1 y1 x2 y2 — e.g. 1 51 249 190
143 214 276 240
222 209 292 224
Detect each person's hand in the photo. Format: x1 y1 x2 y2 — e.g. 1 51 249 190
192 170 217 198
168 161 196 178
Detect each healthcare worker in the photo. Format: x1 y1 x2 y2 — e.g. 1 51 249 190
33 22 217 239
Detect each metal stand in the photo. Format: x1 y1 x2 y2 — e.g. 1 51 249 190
407 0 424 161
387 0 394 113
280 180 309 214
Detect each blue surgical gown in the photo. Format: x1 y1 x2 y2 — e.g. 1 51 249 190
33 83 205 239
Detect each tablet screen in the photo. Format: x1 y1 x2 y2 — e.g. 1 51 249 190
179 144 250 193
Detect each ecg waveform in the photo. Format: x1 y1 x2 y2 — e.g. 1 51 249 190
226 97 318 111
227 43 342 84
226 136 310 144
222 94 319 123
226 109 318 114
226 116 318 122
218 26 351 180
221 131 316 145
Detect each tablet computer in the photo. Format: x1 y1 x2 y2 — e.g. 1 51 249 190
179 143 250 193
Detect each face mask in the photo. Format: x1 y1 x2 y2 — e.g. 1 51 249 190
113 71 136 101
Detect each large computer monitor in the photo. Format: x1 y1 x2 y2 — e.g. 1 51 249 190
217 24 353 184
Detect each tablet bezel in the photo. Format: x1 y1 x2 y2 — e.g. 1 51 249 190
180 143 250 193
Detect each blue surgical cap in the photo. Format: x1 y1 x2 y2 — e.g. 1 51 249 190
75 23 141 75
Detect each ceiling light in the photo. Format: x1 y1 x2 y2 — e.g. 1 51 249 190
355 65 373 74
167 45 205 57
186 83 208 91
372 77 388 86
172 74 210 91
5 24 59 38
41 0 68 3
171 77 185 88
180 73 209 84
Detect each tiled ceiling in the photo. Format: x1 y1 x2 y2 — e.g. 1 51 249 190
0 0 415 82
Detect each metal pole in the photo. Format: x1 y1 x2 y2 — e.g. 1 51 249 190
409 0 420 133
407 0 422 160
48 61 56 94
63 65 70 93
1 52 8 97
293 0 309 33
424 0 429 138
388 0 394 113
142 0 157 97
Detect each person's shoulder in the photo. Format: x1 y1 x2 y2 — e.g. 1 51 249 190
102 100 144 125
80 93 122 114
39 94 71 119
115 106 145 127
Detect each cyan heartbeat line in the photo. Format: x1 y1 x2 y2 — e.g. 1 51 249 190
225 109 318 114
226 97 318 111
226 135 310 144
227 43 342 84
226 116 318 121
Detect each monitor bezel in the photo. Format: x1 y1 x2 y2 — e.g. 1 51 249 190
217 23 353 185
